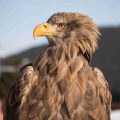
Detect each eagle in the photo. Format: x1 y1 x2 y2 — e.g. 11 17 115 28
6 12 112 120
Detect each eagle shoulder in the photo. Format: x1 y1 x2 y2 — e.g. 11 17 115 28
93 67 112 119
6 64 38 120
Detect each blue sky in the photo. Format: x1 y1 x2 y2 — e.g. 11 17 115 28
0 0 120 58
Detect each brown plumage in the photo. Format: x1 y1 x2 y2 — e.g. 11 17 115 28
6 12 112 120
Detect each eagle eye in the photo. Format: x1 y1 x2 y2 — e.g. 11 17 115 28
58 23 65 28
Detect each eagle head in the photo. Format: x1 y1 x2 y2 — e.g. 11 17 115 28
33 12 100 61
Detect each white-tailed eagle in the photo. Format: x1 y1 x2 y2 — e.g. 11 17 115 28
6 12 112 120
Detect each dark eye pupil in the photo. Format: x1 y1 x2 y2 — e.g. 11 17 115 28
59 23 64 28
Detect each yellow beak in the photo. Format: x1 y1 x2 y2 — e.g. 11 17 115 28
33 23 56 40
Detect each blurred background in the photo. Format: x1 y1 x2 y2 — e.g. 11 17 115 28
0 0 120 119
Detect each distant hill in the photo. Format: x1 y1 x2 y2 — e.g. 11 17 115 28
92 27 120 102
1 27 120 103
2 45 48 65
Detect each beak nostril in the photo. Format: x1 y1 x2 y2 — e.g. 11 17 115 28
43 25 47 28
